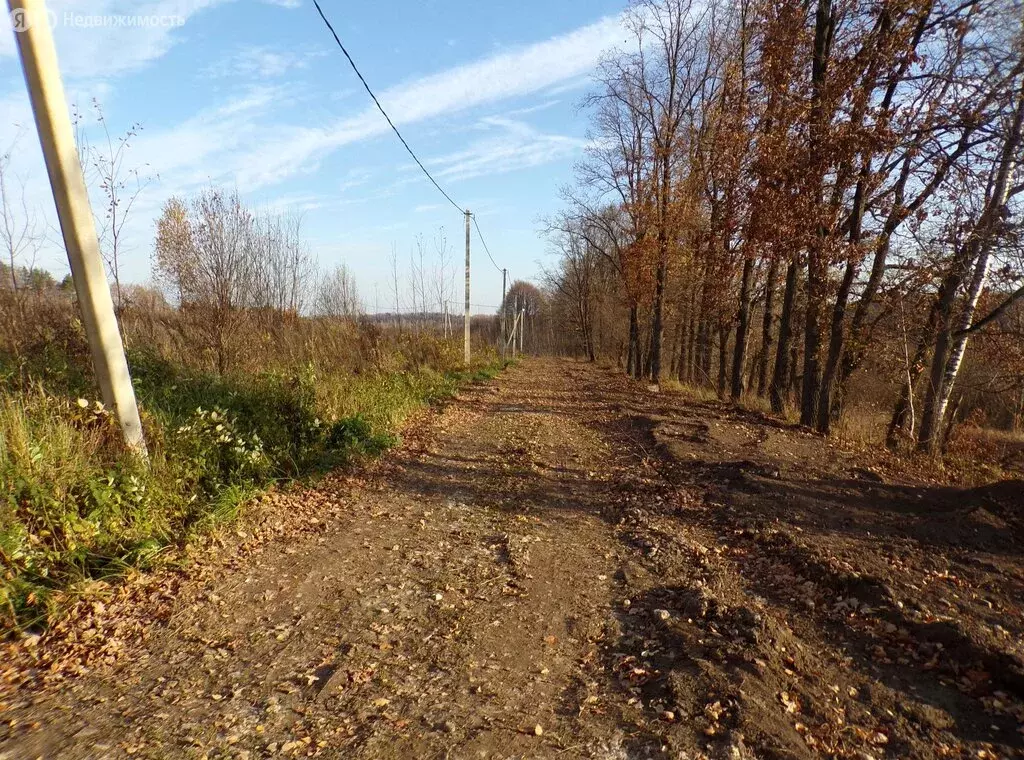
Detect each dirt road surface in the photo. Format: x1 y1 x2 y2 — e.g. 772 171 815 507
2 359 1023 759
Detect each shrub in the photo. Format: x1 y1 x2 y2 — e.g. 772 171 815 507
327 414 396 457
0 331 506 631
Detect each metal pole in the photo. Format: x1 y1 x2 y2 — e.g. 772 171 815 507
501 268 507 360
464 209 471 366
9 0 146 455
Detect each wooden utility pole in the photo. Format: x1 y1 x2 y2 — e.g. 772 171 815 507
464 209 471 366
500 268 507 359
9 0 146 455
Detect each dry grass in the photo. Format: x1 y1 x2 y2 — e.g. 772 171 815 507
660 378 722 404
833 407 891 451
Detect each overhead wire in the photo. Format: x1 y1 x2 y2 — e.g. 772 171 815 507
471 214 505 276
311 0 464 215
311 0 513 301
380 303 504 313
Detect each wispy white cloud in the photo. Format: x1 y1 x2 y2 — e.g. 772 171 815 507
261 0 301 7
338 167 373 193
369 15 622 125
11 10 622 196
126 85 287 186
426 117 585 184
0 85 292 276
254 193 329 216
197 11 627 189
541 76 594 98
503 100 563 118
203 45 323 79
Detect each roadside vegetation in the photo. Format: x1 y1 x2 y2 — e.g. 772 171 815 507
0 186 506 632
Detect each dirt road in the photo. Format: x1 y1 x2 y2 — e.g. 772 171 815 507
2 359 1022 759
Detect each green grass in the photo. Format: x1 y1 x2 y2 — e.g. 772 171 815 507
0 346 509 632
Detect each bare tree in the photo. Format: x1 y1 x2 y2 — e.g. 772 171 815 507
315 262 361 318
250 213 314 315
83 101 154 313
431 227 452 320
0 146 42 301
543 214 605 360
388 242 402 331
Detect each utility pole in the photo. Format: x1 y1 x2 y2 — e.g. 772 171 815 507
9 0 146 456
464 209 471 366
506 309 521 357
513 296 520 359
519 306 525 356
501 268 507 360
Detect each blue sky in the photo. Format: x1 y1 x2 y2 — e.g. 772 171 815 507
0 0 630 312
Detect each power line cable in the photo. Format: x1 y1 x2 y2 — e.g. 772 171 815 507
312 0 464 214
312 1 513 295
471 214 505 276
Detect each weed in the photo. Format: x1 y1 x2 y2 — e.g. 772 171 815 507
0 338 506 632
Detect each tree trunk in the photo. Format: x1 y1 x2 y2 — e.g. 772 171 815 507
788 341 802 403
770 259 799 414
918 273 960 451
627 305 640 377
717 323 730 398
800 255 826 426
940 393 964 453
817 161 868 432
685 313 698 384
920 247 992 451
799 0 834 427
679 307 692 383
836 235 891 414
815 257 856 433
649 261 667 383
887 299 939 449
581 304 596 362
756 256 779 397
731 256 755 401
669 309 684 377
699 318 713 387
